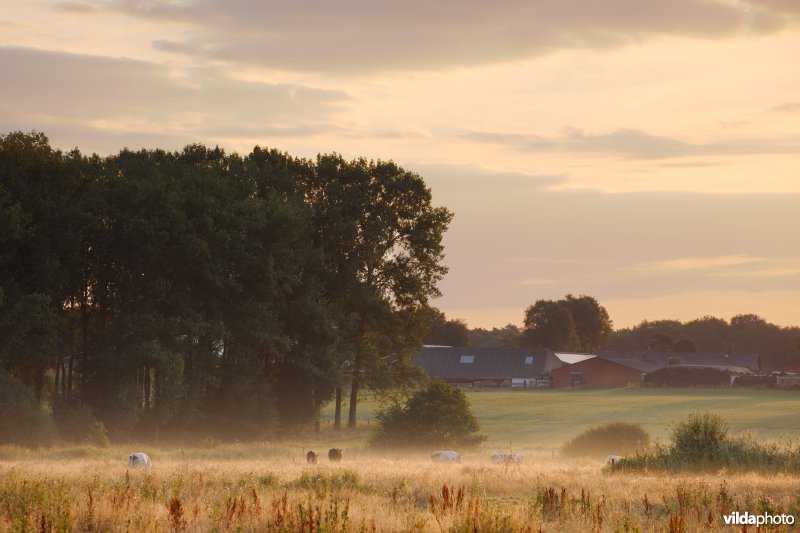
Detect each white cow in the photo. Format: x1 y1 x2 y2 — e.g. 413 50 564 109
128 452 153 470
605 455 623 466
491 452 524 464
431 450 461 463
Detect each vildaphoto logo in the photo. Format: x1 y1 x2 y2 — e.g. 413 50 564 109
722 511 795 526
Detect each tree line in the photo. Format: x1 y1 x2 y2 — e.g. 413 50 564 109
0 131 452 443
426 300 800 369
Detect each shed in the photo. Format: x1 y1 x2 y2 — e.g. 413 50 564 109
597 351 761 372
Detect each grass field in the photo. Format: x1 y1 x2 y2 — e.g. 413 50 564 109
3 388 800 531
323 387 800 453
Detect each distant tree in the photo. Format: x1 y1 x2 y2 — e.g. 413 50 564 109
560 294 613 352
649 332 674 352
467 324 522 348
521 300 579 351
683 316 731 352
370 380 486 449
424 308 469 346
672 338 697 352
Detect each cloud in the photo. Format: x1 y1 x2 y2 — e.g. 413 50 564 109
0 46 349 153
75 0 795 73
461 127 800 159
771 102 800 114
643 254 764 271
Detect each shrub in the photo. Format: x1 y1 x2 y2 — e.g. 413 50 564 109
560 421 651 458
671 412 727 460
370 380 487 449
52 398 110 446
0 370 55 446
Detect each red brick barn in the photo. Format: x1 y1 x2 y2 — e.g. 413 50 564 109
551 357 648 389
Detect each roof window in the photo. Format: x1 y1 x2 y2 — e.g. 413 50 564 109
525 356 534 365
460 355 474 364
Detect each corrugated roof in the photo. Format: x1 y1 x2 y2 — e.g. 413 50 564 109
411 347 561 382
600 357 661 373
597 351 760 371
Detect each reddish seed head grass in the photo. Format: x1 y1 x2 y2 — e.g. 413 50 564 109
1 448 799 531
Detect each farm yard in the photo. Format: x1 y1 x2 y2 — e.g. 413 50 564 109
3 388 800 531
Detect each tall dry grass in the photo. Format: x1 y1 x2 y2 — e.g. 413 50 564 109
2 446 799 531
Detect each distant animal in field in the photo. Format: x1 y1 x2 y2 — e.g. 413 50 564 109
605 455 623 466
328 448 342 462
127 452 153 470
491 452 523 465
306 451 318 464
431 450 461 463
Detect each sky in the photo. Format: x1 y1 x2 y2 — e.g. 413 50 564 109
2 0 799 330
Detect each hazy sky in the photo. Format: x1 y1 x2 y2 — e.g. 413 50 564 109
3 1 799 329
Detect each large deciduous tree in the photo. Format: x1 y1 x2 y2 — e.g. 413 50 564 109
521 299 580 351
304 154 452 428
0 131 453 442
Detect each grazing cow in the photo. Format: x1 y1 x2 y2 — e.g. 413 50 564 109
431 450 461 463
605 455 624 467
127 452 153 470
328 448 343 462
306 451 318 464
491 452 524 465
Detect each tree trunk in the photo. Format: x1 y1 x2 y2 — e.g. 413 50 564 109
54 359 61 398
347 376 359 428
153 366 161 444
144 365 151 411
334 386 342 431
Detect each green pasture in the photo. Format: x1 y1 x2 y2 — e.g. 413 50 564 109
322 388 800 453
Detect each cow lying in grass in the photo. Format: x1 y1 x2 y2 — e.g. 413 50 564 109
491 452 523 464
127 452 153 470
431 450 461 463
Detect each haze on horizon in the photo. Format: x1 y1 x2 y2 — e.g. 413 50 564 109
2 1 799 330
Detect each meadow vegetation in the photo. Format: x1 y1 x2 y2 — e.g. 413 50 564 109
560 422 651 459
2 444 800 531
3 389 800 530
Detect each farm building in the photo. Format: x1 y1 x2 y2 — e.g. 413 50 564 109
411 346 562 388
597 350 761 371
551 356 653 389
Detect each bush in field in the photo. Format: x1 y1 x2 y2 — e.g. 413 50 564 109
0 370 55 446
671 412 727 460
52 398 110 446
370 380 486 449
560 421 651 458
616 412 800 472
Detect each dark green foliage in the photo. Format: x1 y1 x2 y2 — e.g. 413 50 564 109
608 315 800 370
521 300 579 350
671 412 728 460
51 398 109 446
521 294 612 351
0 131 451 442
616 413 800 472
370 380 486 449
0 370 55 446
423 308 469 347
560 422 651 458
467 324 522 348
